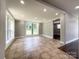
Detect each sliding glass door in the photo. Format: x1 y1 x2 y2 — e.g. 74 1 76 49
26 22 32 35
33 23 39 35
26 22 39 36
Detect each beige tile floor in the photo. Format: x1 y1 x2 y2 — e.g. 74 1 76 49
5 36 75 59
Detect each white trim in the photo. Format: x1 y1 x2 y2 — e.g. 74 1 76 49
60 41 64 44
66 38 78 44
5 38 15 50
15 36 25 39
6 36 25 50
42 34 53 39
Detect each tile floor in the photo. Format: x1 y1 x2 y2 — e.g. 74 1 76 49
5 36 75 59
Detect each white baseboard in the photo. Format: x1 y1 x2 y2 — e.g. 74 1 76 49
60 41 64 44
42 34 53 39
15 36 25 39
6 36 25 50
58 38 78 45
5 38 15 50
66 38 78 44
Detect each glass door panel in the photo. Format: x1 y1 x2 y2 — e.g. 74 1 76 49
26 22 39 36
26 22 32 35
33 23 39 35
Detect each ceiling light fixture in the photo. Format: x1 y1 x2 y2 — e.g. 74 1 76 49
43 8 47 12
56 13 58 15
35 17 38 19
21 15 24 17
75 6 79 9
20 0 24 4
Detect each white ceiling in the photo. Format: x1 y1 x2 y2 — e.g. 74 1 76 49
6 0 62 22
41 0 79 16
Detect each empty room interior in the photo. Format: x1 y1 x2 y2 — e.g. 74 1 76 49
0 0 79 59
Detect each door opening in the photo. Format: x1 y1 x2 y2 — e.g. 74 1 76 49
26 22 39 36
53 19 61 40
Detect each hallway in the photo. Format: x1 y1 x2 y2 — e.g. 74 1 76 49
6 36 75 59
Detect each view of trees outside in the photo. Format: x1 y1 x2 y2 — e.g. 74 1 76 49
26 22 39 35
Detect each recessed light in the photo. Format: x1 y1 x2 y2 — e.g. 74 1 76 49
21 15 24 17
43 8 47 12
20 0 24 4
75 6 79 9
56 13 58 15
35 17 38 19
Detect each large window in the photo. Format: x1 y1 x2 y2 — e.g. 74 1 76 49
6 11 15 44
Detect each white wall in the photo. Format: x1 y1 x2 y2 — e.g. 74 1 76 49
42 14 65 42
78 16 79 39
39 23 43 34
0 0 6 59
43 21 53 39
42 13 78 44
15 20 25 38
64 13 78 44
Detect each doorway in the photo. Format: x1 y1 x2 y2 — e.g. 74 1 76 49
26 22 39 36
53 19 61 40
